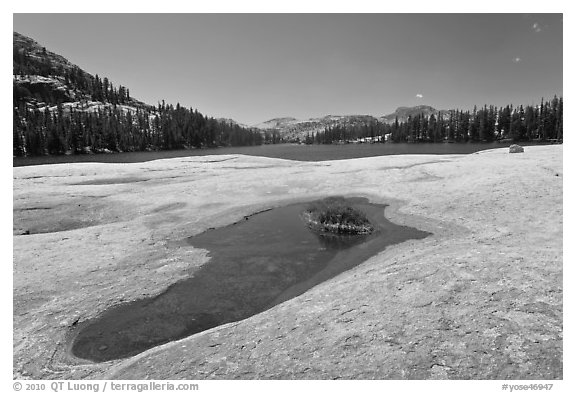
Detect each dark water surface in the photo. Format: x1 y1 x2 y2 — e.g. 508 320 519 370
13 141 554 167
70 197 430 362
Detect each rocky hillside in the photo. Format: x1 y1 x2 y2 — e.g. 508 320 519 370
13 31 263 156
13 32 150 113
14 31 77 75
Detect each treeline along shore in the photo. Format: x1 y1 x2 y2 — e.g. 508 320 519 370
13 95 562 158
13 100 266 156
310 97 562 145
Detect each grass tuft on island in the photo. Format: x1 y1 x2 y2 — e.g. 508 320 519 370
302 197 375 235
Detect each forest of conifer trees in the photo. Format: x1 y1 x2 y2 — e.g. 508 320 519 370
13 33 267 157
13 101 265 157
310 97 562 145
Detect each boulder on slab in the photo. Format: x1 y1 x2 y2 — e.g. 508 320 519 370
509 144 524 153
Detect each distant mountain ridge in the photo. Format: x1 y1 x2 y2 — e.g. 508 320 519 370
379 105 450 124
251 114 382 141
253 117 299 129
250 107 449 141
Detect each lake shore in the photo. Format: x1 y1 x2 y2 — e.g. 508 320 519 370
12 141 559 167
13 145 562 379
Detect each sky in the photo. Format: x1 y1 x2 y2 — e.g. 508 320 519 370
13 13 563 125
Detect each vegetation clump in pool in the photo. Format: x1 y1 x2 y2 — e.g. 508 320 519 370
303 196 374 235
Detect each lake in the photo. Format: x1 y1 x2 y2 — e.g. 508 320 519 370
12 141 554 167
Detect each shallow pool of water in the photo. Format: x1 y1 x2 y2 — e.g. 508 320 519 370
70 197 430 362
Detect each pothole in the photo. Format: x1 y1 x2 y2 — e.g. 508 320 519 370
69 197 430 362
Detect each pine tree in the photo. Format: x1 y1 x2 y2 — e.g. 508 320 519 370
555 97 563 140
470 106 479 141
